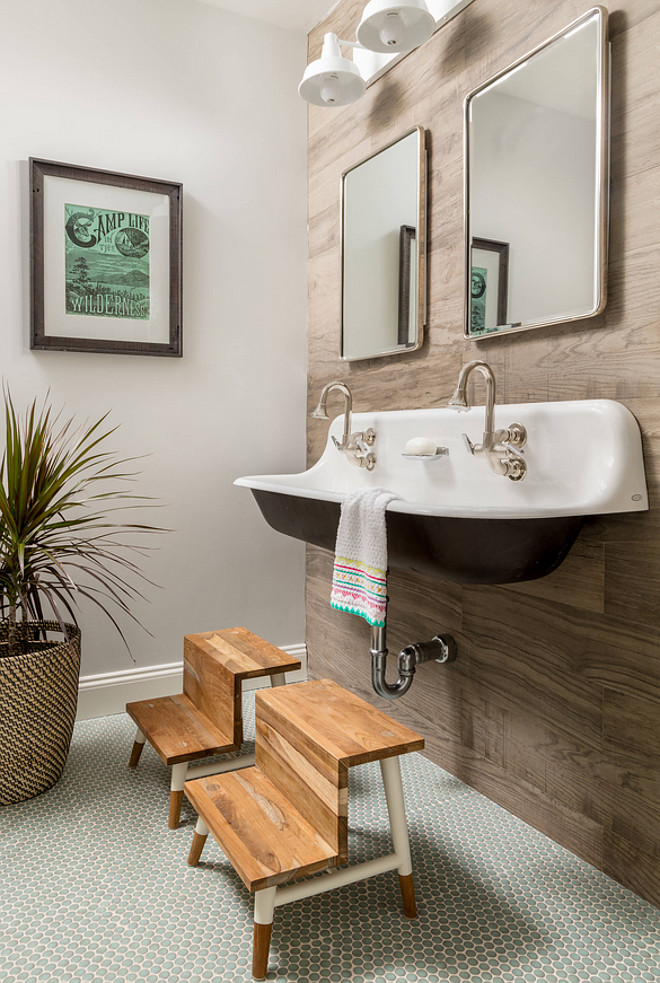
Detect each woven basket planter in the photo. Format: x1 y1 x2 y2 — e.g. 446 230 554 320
0 621 81 805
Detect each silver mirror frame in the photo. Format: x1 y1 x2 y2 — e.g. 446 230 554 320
463 6 610 340
340 125 427 361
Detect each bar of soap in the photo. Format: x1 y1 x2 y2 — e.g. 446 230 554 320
404 437 437 456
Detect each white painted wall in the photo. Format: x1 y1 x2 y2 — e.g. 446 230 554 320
0 0 308 675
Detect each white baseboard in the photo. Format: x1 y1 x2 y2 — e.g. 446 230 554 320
76 643 308 720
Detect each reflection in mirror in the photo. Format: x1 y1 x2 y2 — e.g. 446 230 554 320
465 7 609 338
341 127 425 360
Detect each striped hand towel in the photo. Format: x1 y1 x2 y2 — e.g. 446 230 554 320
330 488 398 628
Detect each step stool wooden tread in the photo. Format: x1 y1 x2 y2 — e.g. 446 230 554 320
182 628 300 748
185 768 338 892
185 627 301 680
126 694 237 766
256 678 424 768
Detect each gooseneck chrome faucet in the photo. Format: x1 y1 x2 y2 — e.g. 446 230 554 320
311 380 377 470
448 360 528 481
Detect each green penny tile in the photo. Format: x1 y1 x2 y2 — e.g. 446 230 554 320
2 699 660 982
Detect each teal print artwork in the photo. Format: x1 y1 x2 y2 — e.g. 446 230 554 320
65 203 150 320
471 264 487 334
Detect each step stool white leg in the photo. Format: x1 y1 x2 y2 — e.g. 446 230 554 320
187 816 210 866
168 762 189 830
269 673 286 688
253 886 277 980
128 727 146 768
379 755 418 918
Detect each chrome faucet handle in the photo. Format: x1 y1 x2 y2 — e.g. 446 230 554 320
502 456 527 481
337 429 377 470
499 423 527 448
353 435 376 471
492 441 526 481
495 423 528 481
462 432 478 455
463 430 527 480
355 443 377 471
337 428 376 451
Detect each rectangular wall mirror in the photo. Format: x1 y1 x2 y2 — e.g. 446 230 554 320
464 6 609 338
341 126 426 361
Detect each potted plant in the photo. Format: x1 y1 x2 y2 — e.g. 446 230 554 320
0 389 161 804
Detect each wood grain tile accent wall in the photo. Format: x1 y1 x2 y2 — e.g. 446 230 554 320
305 0 660 906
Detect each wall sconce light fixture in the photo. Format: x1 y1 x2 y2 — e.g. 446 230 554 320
299 33 366 107
299 0 436 107
357 0 436 52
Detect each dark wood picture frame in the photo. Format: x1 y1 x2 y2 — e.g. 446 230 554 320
470 237 509 334
397 224 417 345
30 158 182 357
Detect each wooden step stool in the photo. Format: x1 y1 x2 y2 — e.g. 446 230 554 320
126 627 300 829
184 678 424 980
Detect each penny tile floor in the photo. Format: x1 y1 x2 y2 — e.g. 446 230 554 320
1 695 659 982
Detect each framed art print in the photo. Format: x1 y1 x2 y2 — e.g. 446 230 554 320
469 237 509 336
397 224 417 346
30 158 182 356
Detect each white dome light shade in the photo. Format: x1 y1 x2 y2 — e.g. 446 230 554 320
299 33 366 107
356 0 435 54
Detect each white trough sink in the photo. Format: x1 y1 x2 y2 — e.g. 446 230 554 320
236 400 648 584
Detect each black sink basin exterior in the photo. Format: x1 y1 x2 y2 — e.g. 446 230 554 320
251 489 584 585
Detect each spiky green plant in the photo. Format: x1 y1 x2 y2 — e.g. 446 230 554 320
0 389 163 659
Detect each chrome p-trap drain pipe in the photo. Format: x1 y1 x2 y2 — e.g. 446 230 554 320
370 624 457 700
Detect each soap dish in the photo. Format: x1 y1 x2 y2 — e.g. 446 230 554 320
402 446 449 460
